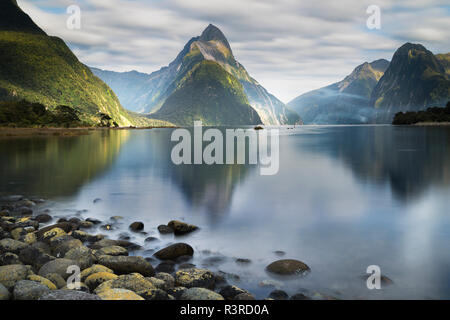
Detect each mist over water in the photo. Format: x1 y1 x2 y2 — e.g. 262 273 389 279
1 126 450 299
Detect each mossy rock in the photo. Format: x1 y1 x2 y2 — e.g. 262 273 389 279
167 220 199 235
13 280 50 300
94 273 155 295
181 288 224 300
44 273 66 289
138 288 170 300
80 264 114 282
38 258 77 280
175 268 215 289
64 246 96 270
0 238 29 254
97 288 144 301
97 255 154 276
154 243 194 261
85 272 118 291
95 245 128 257
0 264 34 290
27 274 57 290
266 259 310 276
41 228 66 243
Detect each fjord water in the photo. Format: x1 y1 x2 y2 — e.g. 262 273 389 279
1 126 450 299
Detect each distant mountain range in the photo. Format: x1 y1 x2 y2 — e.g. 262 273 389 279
0 0 166 127
289 43 450 124
92 24 301 126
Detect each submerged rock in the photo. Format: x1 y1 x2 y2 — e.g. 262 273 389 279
219 285 250 300
167 220 199 236
154 243 194 261
129 222 144 232
157 225 173 235
266 259 310 276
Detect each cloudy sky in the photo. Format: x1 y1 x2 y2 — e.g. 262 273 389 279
18 0 450 102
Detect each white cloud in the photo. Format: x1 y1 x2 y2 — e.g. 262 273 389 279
17 0 450 102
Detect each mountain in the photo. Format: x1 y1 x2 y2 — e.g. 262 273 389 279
151 60 261 126
288 59 390 124
0 0 164 127
371 43 450 122
92 24 302 126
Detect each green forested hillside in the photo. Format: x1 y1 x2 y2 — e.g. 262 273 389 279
151 60 262 126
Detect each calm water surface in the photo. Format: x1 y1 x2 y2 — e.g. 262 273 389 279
1 126 450 299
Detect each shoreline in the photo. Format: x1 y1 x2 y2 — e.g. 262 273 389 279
0 126 177 138
0 195 319 301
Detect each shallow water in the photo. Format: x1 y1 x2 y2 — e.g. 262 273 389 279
1 125 450 299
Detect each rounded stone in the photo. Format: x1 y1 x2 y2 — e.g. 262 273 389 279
235 293 256 300
38 258 77 280
96 245 128 257
154 243 194 261
0 252 22 266
139 288 170 300
268 289 289 300
85 272 118 291
0 283 10 300
157 225 173 234
97 288 144 300
219 285 250 300
129 222 144 232
27 275 57 290
38 290 101 300
34 214 52 223
167 220 199 235
44 273 66 289
181 288 224 300
0 264 34 290
97 255 155 276
13 280 50 300
0 238 29 254
175 268 215 289
94 273 155 295
64 246 96 270
266 259 310 276
80 264 114 282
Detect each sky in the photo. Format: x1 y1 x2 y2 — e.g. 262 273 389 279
17 0 450 103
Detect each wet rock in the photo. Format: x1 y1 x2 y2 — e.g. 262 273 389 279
110 216 123 222
97 255 155 276
157 225 173 234
146 277 166 290
361 274 394 286
258 279 283 289
0 264 34 290
167 286 187 300
219 285 250 300
0 283 10 300
0 252 22 266
80 265 114 282
13 280 50 300
94 273 155 295
95 245 128 257
266 259 310 276
38 290 101 300
140 288 170 300
85 272 118 291
64 246 96 270
38 258 77 280
202 256 227 267
36 222 78 240
155 261 175 274
21 232 37 245
118 233 131 241
49 236 83 257
235 258 252 265
167 220 199 236
144 237 159 243
27 275 57 290
154 243 194 261
68 218 81 224
181 288 224 300
31 241 51 255
274 251 286 257
235 293 255 300
72 230 104 243
11 228 27 240
18 246 55 270
178 263 196 270
129 222 144 232
100 224 113 231
290 293 310 300
97 288 144 300
86 218 102 225
176 255 192 264
154 273 175 290
0 238 29 254
175 268 215 289
13 207 33 216
79 221 94 229
44 273 66 289
93 199 102 204
269 290 289 300
215 271 240 283
33 214 52 223
89 239 141 251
